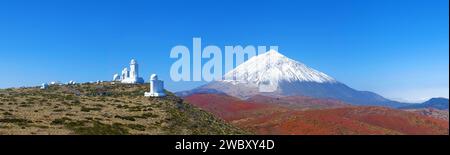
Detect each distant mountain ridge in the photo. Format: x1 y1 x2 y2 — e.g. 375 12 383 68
400 98 449 110
177 50 408 108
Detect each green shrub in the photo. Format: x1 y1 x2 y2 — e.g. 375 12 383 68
81 106 102 112
51 117 72 125
126 124 146 131
0 118 32 126
115 115 136 121
66 121 129 135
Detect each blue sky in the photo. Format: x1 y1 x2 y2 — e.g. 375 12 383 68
0 0 448 102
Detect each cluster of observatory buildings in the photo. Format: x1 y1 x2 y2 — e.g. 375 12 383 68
41 59 166 97
112 59 145 84
112 59 165 97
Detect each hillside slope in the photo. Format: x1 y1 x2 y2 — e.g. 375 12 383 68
186 94 449 135
0 83 245 135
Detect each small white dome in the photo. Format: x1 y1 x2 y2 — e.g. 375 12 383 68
130 59 137 64
150 74 158 80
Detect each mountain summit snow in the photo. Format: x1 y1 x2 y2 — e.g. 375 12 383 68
177 50 408 108
222 50 336 92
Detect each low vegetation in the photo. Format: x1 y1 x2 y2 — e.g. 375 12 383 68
186 94 449 135
0 83 246 135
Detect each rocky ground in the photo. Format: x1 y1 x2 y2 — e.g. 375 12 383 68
405 108 449 121
0 83 246 135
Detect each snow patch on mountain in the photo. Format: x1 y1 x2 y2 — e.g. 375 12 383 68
221 50 336 92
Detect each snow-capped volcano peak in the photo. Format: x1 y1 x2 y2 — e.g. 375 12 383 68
262 49 285 56
178 49 405 108
222 50 336 92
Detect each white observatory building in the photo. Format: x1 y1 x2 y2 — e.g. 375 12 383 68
113 59 144 84
145 74 166 97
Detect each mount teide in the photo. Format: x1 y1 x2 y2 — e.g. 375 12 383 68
177 50 407 108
